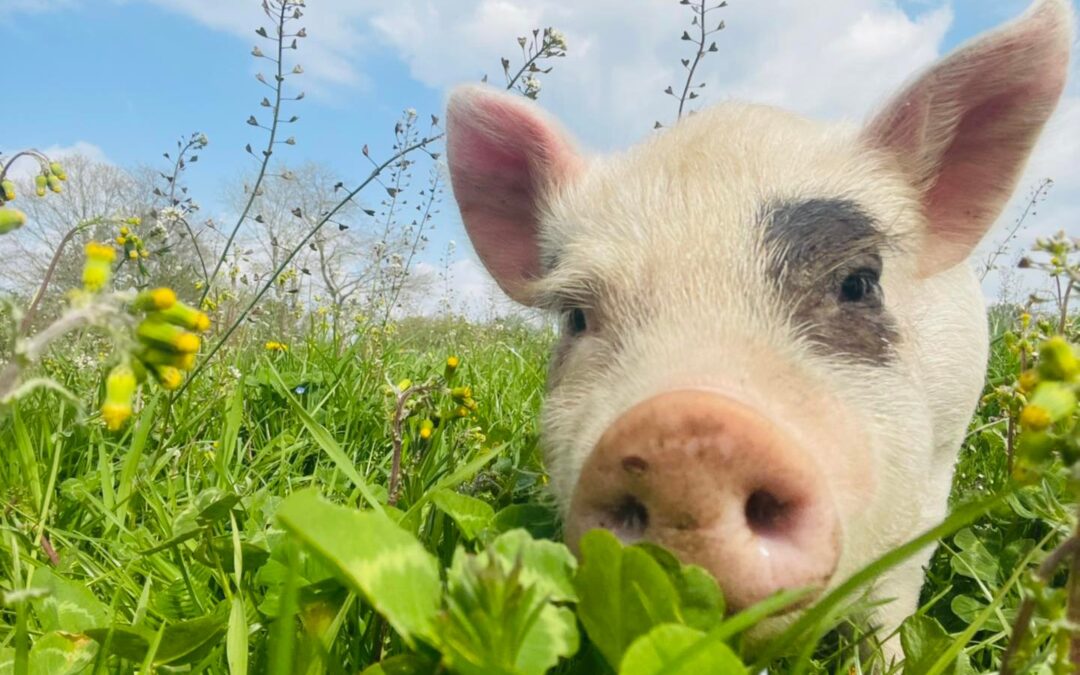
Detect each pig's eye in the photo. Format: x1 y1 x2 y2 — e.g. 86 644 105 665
839 268 880 303
567 308 588 336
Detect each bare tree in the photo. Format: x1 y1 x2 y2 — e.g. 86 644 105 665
221 162 378 335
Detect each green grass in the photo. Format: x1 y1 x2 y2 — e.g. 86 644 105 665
0 313 1075 673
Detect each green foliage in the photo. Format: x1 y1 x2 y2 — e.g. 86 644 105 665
1 310 1078 673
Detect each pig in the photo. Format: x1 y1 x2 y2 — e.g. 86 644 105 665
445 0 1073 661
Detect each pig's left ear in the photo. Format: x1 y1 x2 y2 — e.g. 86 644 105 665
446 85 584 305
861 0 1074 275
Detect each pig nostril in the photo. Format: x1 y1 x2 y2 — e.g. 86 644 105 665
744 489 791 536
609 496 649 540
621 455 649 475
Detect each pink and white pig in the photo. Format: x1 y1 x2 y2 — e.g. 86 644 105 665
446 0 1073 658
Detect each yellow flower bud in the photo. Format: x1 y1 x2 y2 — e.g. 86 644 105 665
444 355 460 381
451 386 472 401
125 216 141 226
137 318 201 353
85 242 116 262
1 180 15 201
119 226 130 236
152 365 184 390
1038 337 1079 382
0 207 27 234
419 418 434 440
128 249 138 260
102 364 137 431
47 175 62 194
1018 369 1040 393
397 378 412 391
1019 404 1052 432
35 175 47 197
49 161 67 181
134 287 177 312
82 243 116 292
82 265 109 291
139 348 196 371
155 301 211 332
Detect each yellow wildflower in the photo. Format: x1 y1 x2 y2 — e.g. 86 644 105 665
82 242 116 292
156 302 211 332
137 318 201 353
419 419 434 440
0 208 26 234
139 348 196 371
86 242 116 262
1019 404 1052 432
101 364 137 431
152 365 184 391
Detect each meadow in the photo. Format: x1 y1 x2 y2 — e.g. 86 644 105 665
0 296 1077 674
1 0 1079 673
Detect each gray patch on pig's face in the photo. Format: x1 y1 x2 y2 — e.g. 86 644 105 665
764 198 899 363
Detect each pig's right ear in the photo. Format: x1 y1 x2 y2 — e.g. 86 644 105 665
446 85 584 305
861 0 1073 276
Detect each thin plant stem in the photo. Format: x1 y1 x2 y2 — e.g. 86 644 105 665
176 134 445 394
1001 535 1080 674
677 0 709 121
201 1 290 304
19 218 100 334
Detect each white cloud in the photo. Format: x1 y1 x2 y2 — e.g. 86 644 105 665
363 0 954 146
362 0 1077 302
27 0 1077 304
140 0 386 91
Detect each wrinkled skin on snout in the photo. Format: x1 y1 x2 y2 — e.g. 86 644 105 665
445 0 1073 660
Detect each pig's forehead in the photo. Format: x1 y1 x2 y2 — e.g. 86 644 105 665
543 103 919 263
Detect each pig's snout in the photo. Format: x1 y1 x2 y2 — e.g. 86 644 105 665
565 390 840 612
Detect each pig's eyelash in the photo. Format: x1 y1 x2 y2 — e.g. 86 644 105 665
536 289 595 314
529 275 599 313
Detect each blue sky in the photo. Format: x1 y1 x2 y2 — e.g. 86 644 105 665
3 0 1078 305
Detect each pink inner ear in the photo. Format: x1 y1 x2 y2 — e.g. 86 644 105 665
447 89 581 304
923 89 1046 265
862 0 1072 275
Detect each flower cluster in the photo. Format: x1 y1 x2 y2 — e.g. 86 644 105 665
114 217 149 261
398 355 482 443
100 286 211 429
82 242 117 292
1013 336 1080 484
504 26 569 100
0 157 66 234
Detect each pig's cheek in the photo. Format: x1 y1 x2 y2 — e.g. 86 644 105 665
539 390 613 515
541 338 628 511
